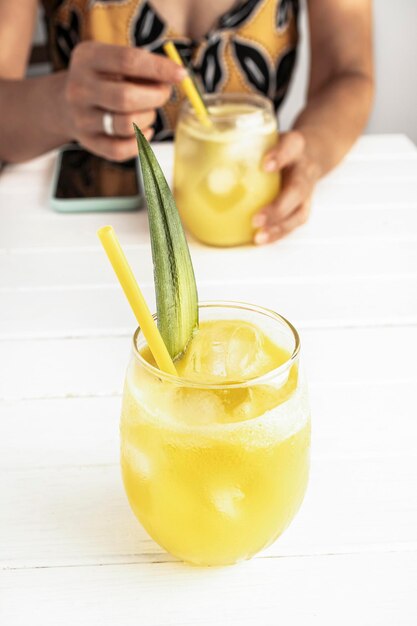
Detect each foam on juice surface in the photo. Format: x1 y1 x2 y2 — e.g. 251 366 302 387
179 102 277 143
126 320 308 440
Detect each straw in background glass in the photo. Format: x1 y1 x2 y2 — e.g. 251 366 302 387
163 41 213 128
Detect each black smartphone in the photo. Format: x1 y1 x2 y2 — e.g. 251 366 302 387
51 145 143 212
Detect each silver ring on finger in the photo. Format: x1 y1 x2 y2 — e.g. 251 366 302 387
102 111 115 136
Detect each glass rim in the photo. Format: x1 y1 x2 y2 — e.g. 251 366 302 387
181 92 276 124
132 301 300 390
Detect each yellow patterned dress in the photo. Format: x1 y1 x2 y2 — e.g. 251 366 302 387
41 0 299 140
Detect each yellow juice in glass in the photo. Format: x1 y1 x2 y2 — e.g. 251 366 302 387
121 302 310 566
174 94 280 247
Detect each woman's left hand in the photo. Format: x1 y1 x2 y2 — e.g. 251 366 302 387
252 130 321 245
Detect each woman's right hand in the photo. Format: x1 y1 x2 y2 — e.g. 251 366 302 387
61 41 186 161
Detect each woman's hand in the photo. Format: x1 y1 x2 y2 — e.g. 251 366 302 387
252 131 321 244
61 41 186 161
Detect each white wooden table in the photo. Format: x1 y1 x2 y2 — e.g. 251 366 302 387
1 135 417 625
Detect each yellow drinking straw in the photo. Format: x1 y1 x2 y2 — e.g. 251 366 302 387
97 226 177 376
163 40 212 127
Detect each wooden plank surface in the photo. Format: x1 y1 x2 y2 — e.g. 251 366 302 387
1 136 417 252
1 326 416 400
1 136 417 625
2 240 417 288
1 431 416 569
1 204 417 251
2 552 416 626
1 275 417 340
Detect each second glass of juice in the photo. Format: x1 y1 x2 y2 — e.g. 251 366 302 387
121 302 310 566
173 94 280 247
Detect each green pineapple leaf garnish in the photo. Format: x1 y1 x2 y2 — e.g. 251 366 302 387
134 124 198 360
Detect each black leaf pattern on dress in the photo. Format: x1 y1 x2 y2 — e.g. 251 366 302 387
89 0 126 4
151 40 194 66
133 1 165 48
218 0 263 30
55 10 80 66
276 0 299 31
232 38 271 95
198 37 225 93
171 41 194 67
274 48 297 109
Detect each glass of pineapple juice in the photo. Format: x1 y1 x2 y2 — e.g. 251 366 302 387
173 94 280 247
120 302 310 566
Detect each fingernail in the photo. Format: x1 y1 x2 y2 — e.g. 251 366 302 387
254 230 269 245
175 67 188 81
264 157 277 172
252 213 267 228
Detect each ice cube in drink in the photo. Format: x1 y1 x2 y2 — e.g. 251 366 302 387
120 304 310 566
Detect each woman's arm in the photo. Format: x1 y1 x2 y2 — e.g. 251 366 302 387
0 74 72 163
0 0 69 162
0 0 38 77
295 0 374 173
253 0 374 244
0 0 185 163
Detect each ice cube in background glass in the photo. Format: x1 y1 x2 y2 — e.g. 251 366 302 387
197 166 246 211
226 134 262 163
235 109 265 130
211 486 245 517
207 167 238 195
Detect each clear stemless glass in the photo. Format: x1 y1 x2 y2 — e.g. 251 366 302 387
120 302 310 566
173 94 280 247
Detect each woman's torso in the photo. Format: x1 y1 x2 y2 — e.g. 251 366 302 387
42 0 299 140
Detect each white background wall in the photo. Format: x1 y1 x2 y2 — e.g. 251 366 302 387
367 0 417 142
33 1 417 144
280 0 417 144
